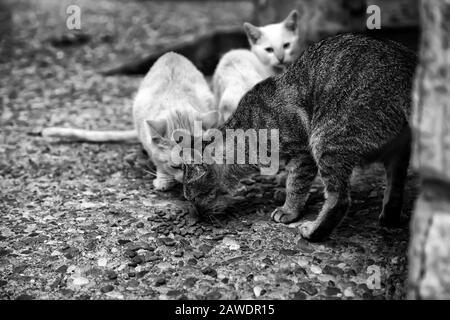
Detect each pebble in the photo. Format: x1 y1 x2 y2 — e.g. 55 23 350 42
205 291 221 300
97 258 108 267
183 277 198 288
298 282 318 296
222 237 240 250
202 267 218 278
253 286 265 297
154 277 167 286
174 250 184 257
72 276 89 286
310 265 322 274
144 254 160 262
125 250 137 258
105 270 117 280
344 287 355 297
136 222 144 228
193 251 204 259
187 258 197 266
323 265 344 277
100 284 114 293
160 237 176 247
325 287 342 296
105 291 124 299
131 255 144 265
293 291 307 300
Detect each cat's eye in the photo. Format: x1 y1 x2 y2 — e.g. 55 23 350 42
170 164 182 170
283 42 290 49
265 47 274 53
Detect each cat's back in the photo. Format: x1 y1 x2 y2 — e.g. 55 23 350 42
283 33 416 120
213 49 270 95
135 52 214 113
141 52 209 91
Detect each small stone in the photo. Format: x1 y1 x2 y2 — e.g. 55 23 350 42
154 277 166 286
64 247 79 259
97 258 108 267
125 249 137 258
136 222 145 228
56 265 68 274
100 284 114 293
298 282 318 296
167 289 184 297
105 270 118 280
205 291 221 300
174 250 184 257
187 258 197 266
296 239 314 253
325 287 341 296
253 286 265 297
323 265 344 277
160 237 176 247
222 237 240 250
262 257 273 266
202 267 217 278
131 255 144 265
127 279 140 288
193 251 204 259
16 294 34 300
72 276 89 286
144 253 159 262
118 239 131 245
293 291 307 300
310 265 322 274
183 277 198 288
280 249 299 256
344 287 355 297
105 291 124 299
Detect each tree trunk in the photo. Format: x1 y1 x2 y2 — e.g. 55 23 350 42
408 0 450 299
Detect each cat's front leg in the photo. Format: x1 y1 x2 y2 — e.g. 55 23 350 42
271 152 317 223
153 169 177 191
300 154 352 241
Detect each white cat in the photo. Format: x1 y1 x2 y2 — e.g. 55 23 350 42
212 49 272 123
43 52 219 191
243 10 301 74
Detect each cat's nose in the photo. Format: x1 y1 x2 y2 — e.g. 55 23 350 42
278 57 284 64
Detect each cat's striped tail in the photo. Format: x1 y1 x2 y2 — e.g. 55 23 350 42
42 127 138 142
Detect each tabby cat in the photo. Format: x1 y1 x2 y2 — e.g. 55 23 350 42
180 34 416 241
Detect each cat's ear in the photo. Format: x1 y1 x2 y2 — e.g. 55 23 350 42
146 119 167 143
284 10 299 32
199 111 220 130
243 22 262 44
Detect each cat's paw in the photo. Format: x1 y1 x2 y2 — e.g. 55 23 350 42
153 178 177 191
299 221 327 242
271 207 300 224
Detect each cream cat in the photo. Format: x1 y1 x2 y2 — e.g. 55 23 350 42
43 52 219 191
243 10 301 74
212 49 272 123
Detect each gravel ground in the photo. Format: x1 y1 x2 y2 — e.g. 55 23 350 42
0 0 418 300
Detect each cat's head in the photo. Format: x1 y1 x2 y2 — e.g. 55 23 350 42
244 10 301 72
178 138 257 216
146 111 220 183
